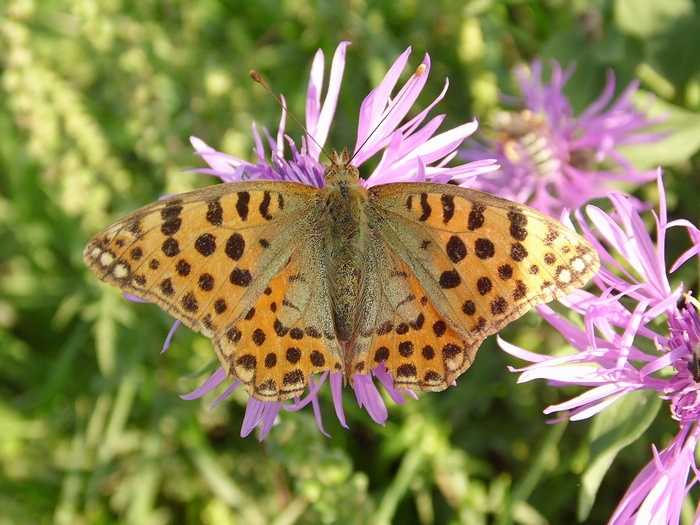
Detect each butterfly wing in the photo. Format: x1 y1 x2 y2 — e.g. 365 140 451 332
351 182 599 391
346 232 479 391
83 181 342 400
215 231 344 401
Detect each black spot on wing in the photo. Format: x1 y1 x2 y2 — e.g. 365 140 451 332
236 192 250 221
259 191 273 220
441 194 455 224
418 193 431 221
206 198 223 226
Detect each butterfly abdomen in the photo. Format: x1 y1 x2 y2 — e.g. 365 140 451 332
322 178 369 341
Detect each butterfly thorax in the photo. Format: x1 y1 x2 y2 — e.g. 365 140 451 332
321 148 369 341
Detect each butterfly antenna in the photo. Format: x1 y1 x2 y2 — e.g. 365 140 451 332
348 63 427 165
249 70 332 161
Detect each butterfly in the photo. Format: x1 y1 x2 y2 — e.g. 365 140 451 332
83 148 600 402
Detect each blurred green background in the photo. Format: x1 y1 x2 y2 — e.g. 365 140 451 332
2 0 700 523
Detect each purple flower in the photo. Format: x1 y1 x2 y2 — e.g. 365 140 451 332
500 171 700 522
462 60 666 217
176 42 497 440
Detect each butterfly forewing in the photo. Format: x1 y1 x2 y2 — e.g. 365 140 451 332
83 181 337 397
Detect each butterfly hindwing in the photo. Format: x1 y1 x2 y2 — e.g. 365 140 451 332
346 233 479 391
215 233 344 401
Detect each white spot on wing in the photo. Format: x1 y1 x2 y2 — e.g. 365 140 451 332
113 262 130 279
100 251 115 266
571 257 586 273
557 269 572 284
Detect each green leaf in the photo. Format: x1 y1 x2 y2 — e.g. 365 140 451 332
614 0 694 38
619 94 700 170
577 389 662 521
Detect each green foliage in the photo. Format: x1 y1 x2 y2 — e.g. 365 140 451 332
1 0 699 523
578 389 662 521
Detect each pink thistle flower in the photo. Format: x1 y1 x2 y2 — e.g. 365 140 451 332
500 171 700 522
176 42 497 440
463 60 666 217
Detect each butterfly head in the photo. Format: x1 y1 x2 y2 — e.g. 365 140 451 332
325 147 360 184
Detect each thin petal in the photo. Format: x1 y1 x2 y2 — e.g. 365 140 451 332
307 42 351 159
180 367 228 400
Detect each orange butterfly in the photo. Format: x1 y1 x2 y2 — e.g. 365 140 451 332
84 147 599 402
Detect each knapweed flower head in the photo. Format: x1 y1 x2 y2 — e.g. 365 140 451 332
500 171 700 523
176 42 498 440
463 60 666 217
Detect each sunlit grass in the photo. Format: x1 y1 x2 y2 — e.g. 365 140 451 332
2 0 699 523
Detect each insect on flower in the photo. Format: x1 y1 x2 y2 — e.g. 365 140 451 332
83 43 600 436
